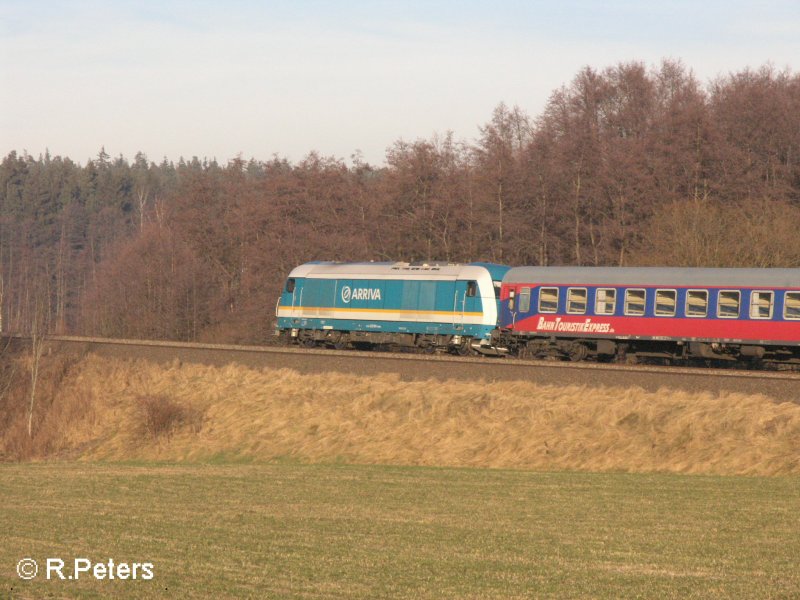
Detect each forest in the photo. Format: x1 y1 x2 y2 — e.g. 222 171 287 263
2 60 799 343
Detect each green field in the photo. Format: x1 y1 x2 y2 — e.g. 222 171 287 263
2 463 799 599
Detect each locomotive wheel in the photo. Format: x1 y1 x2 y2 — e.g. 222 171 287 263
331 333 349 350
456 338 473 356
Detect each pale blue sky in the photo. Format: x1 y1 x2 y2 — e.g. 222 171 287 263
2 1 799 165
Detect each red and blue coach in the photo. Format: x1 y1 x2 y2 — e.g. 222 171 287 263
496 267 800 365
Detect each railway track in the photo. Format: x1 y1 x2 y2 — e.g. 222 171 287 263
3 334 799 402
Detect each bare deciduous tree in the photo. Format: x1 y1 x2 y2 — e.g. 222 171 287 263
28 295 48 438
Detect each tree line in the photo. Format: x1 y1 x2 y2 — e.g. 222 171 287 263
1 60 799 343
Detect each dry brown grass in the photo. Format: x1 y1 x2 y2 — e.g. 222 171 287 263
0 348 84 460
2 352 799 474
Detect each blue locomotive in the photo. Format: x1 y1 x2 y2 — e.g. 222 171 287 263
276 261 510 354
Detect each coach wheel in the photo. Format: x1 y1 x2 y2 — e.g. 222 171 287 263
333 339 349 350
568 342 588 362
302 337 317 348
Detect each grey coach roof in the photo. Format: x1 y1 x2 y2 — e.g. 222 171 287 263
504 267 800 288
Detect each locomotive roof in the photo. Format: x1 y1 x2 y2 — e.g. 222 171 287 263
290 261 503 279
504 266 800 288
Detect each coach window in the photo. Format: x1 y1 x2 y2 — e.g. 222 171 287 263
567 288 587 314
595 288 616 315
518 287 531 313
685 290 708 317
624 289 646 316
750 291 774 319
285 278 296 293
784 292 800 320
655 289 677 316
539 287 559 313
717 290 740 318
466 281 478 297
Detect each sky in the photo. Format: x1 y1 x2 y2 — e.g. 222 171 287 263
2 0 799 166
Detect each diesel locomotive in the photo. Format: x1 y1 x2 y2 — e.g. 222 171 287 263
276 261 510 355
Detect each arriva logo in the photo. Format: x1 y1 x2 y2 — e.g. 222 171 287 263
341 286 381 303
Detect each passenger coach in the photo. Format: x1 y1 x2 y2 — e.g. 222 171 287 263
276 261 510 354
496 267 800 365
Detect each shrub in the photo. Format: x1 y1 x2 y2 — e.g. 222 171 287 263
138 395 190 439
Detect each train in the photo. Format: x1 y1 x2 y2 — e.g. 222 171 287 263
276 262 800 367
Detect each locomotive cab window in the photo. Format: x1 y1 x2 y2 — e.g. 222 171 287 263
518 287 531 313
595 288 616 315
466 281 478 297
567 288 587 314
717 290 740 318
539 287 559 313
624 289 646 316
784 292 800 320
749 291 774 319
285 278 296 293
655 289 677 316
686 290 708 317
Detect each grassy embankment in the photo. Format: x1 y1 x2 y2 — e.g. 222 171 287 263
1 351 799 598
2 463 799 599
1 353 799 474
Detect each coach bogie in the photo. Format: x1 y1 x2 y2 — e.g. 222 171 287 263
687 341 800 365
507 335 615 362
566 341 589 362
